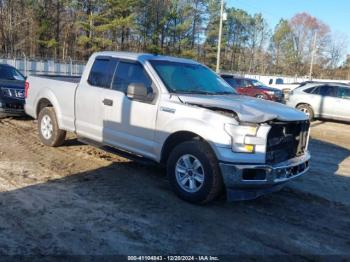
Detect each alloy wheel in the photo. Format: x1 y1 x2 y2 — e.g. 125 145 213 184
40 115 53 140
175 154 205 193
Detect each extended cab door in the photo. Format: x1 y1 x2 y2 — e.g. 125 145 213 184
75 57 118 141
102 60 159 159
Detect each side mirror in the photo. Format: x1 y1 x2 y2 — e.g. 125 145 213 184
127 82 148 101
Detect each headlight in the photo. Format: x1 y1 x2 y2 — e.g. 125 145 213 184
224 123 259 153
266 91 275 96
1 88 13 97
1 87 24 99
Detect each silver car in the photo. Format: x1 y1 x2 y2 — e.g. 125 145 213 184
287 82 350 122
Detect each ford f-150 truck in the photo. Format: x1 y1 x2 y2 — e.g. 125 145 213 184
25 52 311 204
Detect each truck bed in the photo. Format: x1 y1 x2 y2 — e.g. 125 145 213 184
31 74 81 83
25 75 78 132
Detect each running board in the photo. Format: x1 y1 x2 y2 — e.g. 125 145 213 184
78 137 157 166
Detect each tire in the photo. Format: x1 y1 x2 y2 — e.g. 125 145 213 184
167 140 223 204
255 94 266 99
296 104 314 121
38 107 66 147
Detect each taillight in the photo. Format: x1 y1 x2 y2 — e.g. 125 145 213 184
24 81 29 98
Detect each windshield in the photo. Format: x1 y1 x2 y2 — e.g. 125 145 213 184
149 60 236 95
0 65 25 81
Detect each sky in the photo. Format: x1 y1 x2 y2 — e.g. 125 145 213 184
227 0 350 51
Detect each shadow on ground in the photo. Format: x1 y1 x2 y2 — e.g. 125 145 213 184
0 138 349 256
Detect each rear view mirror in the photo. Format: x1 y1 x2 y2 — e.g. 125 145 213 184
127 83 148 101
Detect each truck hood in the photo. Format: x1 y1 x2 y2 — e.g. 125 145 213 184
178 94 308 123
0 80 25 89
256 85 282 92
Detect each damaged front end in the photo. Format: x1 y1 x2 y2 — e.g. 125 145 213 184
177 94 311 201
188 104 240 121
201 104 312 201
220 119 311 201
266 120 310 164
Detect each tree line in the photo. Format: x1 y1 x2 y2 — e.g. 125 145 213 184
0 0 348 79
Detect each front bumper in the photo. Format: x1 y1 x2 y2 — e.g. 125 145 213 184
0 99 25 116
219 151 311 201
271 95 284 103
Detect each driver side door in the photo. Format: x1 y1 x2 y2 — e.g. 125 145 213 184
102 60 159 160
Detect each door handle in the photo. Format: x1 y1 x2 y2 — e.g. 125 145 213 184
103 99 113 106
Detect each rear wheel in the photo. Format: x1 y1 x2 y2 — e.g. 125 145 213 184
167 140 223 204
38 107 66 147
297 104 314 121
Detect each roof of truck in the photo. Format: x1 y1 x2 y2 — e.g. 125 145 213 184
93 51 200 65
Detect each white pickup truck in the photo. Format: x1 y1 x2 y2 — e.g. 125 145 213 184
267 77 300 92
25 52 311 204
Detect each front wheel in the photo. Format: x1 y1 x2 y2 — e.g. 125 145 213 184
297 104 314 121
255 94 266 99
167 141 223 204
38 107 66 147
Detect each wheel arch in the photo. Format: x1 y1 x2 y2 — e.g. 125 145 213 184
35 95 64 129
296 102 315 120
36 98 53 117
161 131 209 165
296 102 312 108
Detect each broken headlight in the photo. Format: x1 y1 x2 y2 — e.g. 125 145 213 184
224 123 259 153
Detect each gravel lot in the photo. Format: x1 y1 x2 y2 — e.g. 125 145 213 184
0 117 349 257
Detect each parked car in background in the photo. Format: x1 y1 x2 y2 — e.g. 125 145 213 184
221 74 284 102
267 77 299 92
0 64 27 117
287 82 350 122
25 52 310 204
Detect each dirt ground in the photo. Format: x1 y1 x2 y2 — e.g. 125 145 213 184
0 117 349 257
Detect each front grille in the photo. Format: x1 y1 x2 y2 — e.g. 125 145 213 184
275 91 283 98
1 87 25 100
266 121 310 164
4 103 24 110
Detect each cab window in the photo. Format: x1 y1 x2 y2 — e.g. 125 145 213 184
276 78 284 85
112 61 153 94
88 58 117 88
